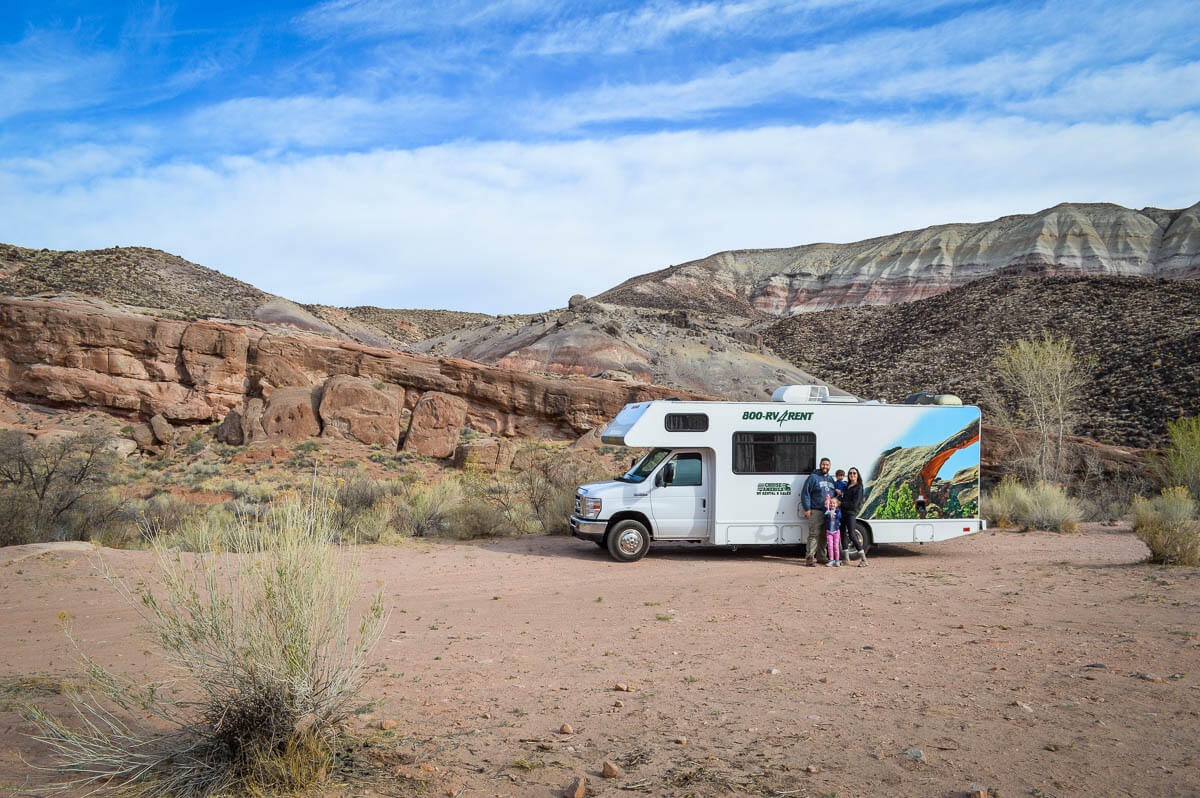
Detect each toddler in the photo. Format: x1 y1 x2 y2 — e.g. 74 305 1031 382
825 496 842 567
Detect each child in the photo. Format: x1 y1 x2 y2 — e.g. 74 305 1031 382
833 470 847 498
825 496 842 567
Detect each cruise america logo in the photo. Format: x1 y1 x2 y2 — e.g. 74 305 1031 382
741 410 814 425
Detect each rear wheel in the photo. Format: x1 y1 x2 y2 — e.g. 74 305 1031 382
606 519 650 562
849 521 873 559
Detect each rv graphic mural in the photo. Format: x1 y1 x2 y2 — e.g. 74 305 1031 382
862 410 981 520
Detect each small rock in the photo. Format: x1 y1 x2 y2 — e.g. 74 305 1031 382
601 760 623 778
613 700 624 708
967 789 987 798
558 723 574 735
563 776 587 798
862 645 875 650
1168 673 1185 680
766 668 780 675
1083 663 1106 669
614 682 629 692
905 748 925 762
1133 672 1162 682
804 765 819 774
378 719 397 730
1015 701 1034 713
674 736 687 745
820 677 830 684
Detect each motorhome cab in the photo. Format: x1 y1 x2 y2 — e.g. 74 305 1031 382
570 385 983 562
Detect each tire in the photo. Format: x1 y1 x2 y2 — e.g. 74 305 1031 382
851 521 873 559
606 519 651 562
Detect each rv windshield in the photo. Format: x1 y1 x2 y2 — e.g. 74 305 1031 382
619 448 671 483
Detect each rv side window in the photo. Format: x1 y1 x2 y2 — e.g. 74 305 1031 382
732 432 816 475
664 413 709 432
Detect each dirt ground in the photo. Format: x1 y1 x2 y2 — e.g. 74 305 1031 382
2 525 1198 798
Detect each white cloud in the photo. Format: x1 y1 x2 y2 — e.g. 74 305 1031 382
0 30 121 121
2 116 1196 314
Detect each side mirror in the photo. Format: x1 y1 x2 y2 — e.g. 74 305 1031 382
662 462 675 485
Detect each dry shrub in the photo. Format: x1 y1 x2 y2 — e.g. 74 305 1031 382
393 479 461 537
1132 487 1200 566
24 488 387 796
512 444 612 535
0 430 125 546
984 476 1029 529
984 477 1082 532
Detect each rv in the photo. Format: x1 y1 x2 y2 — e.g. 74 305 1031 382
569 385 983 562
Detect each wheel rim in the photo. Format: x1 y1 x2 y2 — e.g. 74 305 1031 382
617 528 644 556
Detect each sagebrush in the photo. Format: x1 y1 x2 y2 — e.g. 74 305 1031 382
25 488 387 796
1132 487 1200 566
984 477 1082 532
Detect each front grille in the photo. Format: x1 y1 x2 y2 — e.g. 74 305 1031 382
574 495 582 515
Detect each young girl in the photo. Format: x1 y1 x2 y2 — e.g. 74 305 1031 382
825 495 842 567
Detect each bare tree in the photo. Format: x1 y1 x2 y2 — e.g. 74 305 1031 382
984 335 1092 484
0 430 122 544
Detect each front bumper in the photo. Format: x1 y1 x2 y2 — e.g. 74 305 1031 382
569 515 607 543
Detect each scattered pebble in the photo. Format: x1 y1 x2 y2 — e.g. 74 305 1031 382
905 748 925 762
675 736 688 745
559 723 574 735
804 765 819 774
766 668 780 675
1131 672 1163 682
613 700 624 708
563 775 587 798
378 719 397 730
601 760 623 778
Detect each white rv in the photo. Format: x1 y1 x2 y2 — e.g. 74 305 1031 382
570 385 983 562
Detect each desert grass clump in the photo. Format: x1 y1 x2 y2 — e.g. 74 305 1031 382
984 477 1081 532
1132 487 1200 566
24 488 387 796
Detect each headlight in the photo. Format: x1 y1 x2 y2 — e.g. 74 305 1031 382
581 497 602 519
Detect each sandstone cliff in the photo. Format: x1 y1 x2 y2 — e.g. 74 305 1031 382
599 201 1200 316
0 295 704 450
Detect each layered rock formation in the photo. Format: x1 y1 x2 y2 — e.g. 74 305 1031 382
0 295 704 454
599 202 1200 316
416 300 842 401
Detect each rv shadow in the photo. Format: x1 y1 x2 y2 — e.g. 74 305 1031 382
430 535 925 563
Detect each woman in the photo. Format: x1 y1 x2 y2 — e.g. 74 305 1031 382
839 467 868 566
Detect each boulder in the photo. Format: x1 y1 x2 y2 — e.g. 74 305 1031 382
131 423 156 451
241 398 267 443
319 375 400 448
104 437 139 459
569 427 603 449
567 294 587 309
403 391 467 458
149 413 175 445
453 438 518 472
732 329 763 348
261 386 322 441
215 410 244 445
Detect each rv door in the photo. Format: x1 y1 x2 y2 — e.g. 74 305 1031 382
650 451 710 538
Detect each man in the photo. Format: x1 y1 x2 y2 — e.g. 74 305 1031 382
801 457 836 566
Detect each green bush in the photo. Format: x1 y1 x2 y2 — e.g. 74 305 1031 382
137 493 196 539
1132 487 1200 566
1149 415 1200 500
876 483 917 520
26 488 387 795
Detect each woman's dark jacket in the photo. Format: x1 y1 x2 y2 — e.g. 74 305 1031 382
841 481 863 514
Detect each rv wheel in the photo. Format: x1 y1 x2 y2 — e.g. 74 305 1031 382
853 521 873 558
607 519 650 562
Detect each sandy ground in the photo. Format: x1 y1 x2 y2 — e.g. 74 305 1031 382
2 525 1198 798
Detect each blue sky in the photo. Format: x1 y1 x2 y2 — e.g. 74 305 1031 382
1 1 1198 312
895 407 980 481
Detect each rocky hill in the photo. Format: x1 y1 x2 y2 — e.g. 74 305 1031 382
762 275 1200 447
0 243 494 349
600 201 1200 316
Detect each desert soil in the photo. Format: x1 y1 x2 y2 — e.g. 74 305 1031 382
2 525 1198 798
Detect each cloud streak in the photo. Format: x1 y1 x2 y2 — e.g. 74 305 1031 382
3 116 1196 313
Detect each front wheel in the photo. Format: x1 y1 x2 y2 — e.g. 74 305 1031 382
606 519 650 562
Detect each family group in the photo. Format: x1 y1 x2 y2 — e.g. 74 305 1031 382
800 457 869 567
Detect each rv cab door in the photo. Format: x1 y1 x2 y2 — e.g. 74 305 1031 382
650 450 710 539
